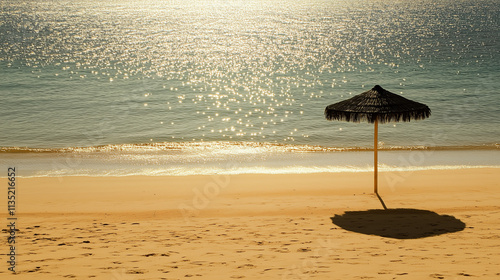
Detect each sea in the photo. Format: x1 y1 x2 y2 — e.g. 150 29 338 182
1 0 499 177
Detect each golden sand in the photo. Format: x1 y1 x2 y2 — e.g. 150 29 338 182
2 168 500 279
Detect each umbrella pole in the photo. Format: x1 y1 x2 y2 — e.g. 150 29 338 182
374 116 378 194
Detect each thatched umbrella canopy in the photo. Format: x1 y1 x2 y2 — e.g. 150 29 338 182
325 85 431 196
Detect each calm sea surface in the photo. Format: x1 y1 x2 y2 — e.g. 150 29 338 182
1 0 499 176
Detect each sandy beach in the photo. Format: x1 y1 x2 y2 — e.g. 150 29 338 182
2 168 500 279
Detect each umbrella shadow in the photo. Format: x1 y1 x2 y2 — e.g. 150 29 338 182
330 209 466 239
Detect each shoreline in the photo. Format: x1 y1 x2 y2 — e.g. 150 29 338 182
6 164 500 179
2 148 500 178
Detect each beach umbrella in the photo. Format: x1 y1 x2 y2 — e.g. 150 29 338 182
325 85 431 195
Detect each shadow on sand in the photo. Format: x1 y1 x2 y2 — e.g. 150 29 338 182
331 209 466 239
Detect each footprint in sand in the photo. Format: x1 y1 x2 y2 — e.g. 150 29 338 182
126 269 145 274
26 267 41 273
237 264 255 269
297 248 311 252
273 248 290 253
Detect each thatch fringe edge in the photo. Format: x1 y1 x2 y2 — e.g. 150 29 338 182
324 108 431 124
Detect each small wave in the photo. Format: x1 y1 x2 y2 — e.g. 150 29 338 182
14 164 500 178
1 141 499 154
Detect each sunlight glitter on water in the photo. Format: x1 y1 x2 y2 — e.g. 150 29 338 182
1 0 499 150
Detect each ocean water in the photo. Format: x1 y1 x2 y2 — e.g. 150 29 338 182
1 0 499 177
